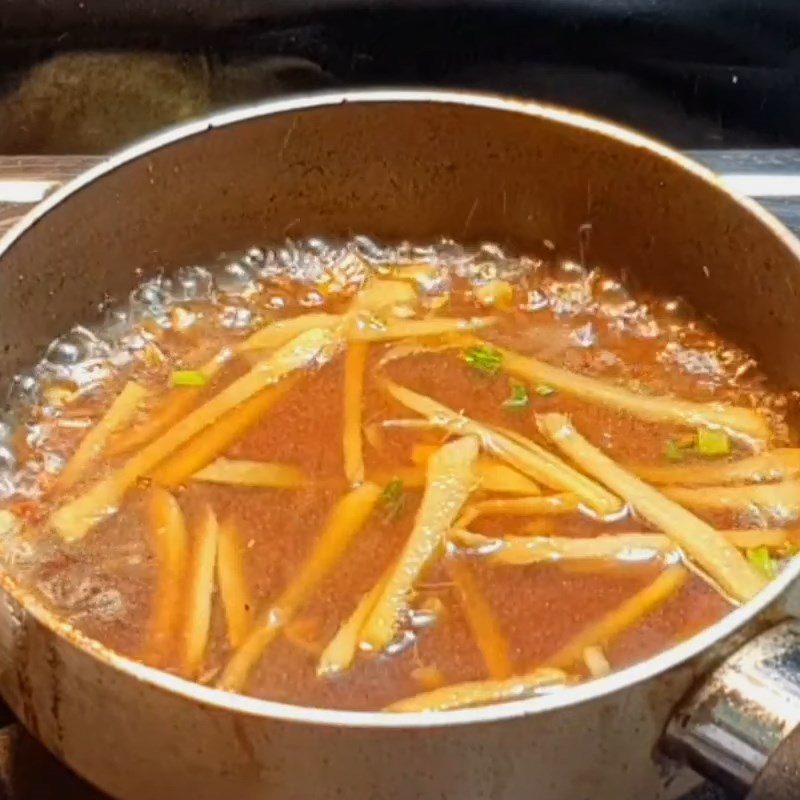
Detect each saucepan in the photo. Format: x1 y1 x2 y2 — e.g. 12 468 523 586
0 90 799 800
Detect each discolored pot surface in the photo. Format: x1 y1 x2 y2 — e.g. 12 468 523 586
0 91 800 799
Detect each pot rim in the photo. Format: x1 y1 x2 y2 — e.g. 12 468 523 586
2 87 800 730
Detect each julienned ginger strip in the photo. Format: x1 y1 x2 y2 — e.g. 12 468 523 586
479 339 770 440
386 667 567 712
144 487 189 664
537 413 767 602
218 482 382 692
107 354 225 456
151 378 297 488
182 505 219 678
317 566 392 677
447 558 513 679
350 317 495 342
544 565 689 669
360 436 479 652
411 444 540 496
191 458 307 489
453 528 789 560
236 313 343 353
217 518 255 648
384 381 621 516
452 530 675 564
370 462 540 496
111 315 340 455
632 449 800 486
50 327 338 542
343 342 368 485
387 565 688 711
53 381 147 491
663 481 800 516
455 494 580 528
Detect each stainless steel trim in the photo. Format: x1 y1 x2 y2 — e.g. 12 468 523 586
0 181 54 203
663 620 800 797
719 175 800 198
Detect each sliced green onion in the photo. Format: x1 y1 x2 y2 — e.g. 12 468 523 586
503 381 529 410
535 384 556 397
664 432 699 462
379 478 406 522
747 545 777 578
696 428 731 457
463 345 503 376
664 440 686 462
170 369 208 388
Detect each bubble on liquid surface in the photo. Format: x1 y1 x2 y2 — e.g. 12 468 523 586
0 446 16 473
0 234 767 528
216 262 257 297
570 322 598 348
45 335 85 366
594 278 636 317
173 266 214 302
131 279 174 316
220 306 254 330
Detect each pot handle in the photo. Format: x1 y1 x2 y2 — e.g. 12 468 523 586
661 618 800 799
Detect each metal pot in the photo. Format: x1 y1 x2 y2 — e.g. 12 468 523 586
0 90 799 800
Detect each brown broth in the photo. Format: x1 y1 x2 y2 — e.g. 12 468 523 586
0 239 795 711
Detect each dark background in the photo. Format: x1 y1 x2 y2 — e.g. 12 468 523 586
0 0 798 153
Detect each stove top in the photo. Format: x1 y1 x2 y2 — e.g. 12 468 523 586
1 2 799 155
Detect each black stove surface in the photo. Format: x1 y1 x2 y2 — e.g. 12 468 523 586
0 2 798 153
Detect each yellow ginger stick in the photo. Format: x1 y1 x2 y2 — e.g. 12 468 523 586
386 667 567 713
317 566 392 677
182 505 219 679
143 488 189 664
54 381 147 492
192 458 307 489
633 449 800 486
218 482 381 692
478 338 770 440
448 559 513 679
385 381 620 516
360 436 479 652
151 378 297 488
343 342 368 485
217 518 255 648
537 413 766 602
545 566 689 669
51 328 337 542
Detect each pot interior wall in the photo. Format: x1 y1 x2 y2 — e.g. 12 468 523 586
1 96 799 390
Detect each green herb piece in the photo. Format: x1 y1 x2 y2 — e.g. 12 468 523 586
535 384 556 397
379 478 406 522
503 381 530 410
747 546 777 578
696 428 731 457
463 345 503 376
664 440 686 462
170 369 208 388
664 433 698 462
